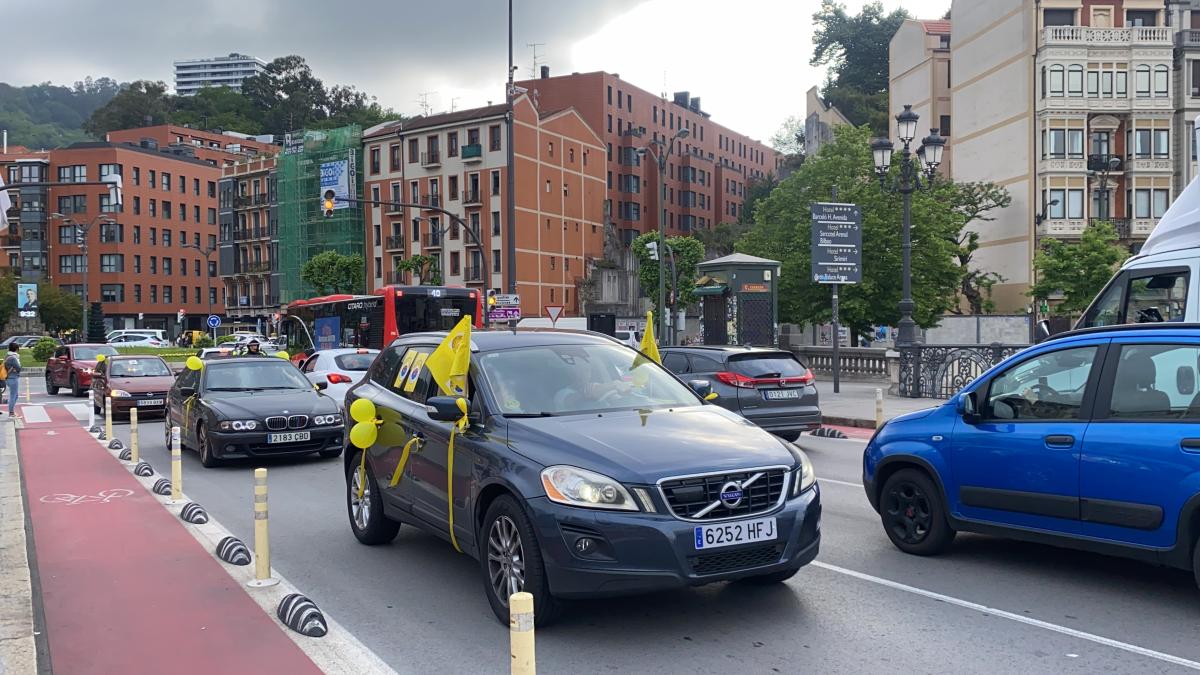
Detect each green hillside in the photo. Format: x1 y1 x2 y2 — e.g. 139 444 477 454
0 77 121 150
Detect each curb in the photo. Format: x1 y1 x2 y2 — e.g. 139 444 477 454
0 420 38 675
821 415 877 429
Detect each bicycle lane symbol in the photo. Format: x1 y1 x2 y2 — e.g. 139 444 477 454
39 489 134 506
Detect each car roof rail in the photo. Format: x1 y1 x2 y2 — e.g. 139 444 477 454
1049 321 1200 341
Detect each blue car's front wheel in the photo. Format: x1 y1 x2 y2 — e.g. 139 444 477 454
880 469 955 555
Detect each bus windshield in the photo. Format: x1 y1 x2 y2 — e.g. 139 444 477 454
395 294 478 334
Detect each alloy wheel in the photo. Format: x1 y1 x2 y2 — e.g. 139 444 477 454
487 515 526 605
884 481 932 544
350 464 370 531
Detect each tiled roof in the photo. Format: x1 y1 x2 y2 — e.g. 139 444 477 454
402 103 510 132
921 19 951 35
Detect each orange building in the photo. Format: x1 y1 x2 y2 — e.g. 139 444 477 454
517 70 778 240
107 125 275 167
363 93 606 317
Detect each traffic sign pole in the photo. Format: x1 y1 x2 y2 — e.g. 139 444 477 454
812 195 862 396
207 314 221 343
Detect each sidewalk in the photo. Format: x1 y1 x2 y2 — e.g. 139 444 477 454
13 406 323 674
815 380 944 428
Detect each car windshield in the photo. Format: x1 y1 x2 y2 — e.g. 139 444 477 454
728 353 807 378
478 343 699 416
204 361 311 391
335 353 376 371
74 346 118 360
110 359 172 377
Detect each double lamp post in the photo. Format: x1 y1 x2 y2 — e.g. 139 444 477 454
50 211 116 337
639 126 690 346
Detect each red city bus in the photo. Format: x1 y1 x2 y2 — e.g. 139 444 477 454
279 285 483 363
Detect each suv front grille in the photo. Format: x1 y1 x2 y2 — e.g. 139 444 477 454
265 416 287 431
689 544 783 575
660 468 787 521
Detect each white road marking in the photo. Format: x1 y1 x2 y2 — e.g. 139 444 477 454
64 403 90 421
819 477 863 488
20 405 49 424
813 560 1200 671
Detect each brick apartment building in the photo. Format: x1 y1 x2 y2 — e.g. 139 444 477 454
218 154 278 330
1 146 52 276
363 93 606 317
516 70 778 242
107 125 275 167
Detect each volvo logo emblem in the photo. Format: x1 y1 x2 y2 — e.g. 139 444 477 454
719 481 744 508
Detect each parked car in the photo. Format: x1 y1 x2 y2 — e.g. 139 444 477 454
91 355 175 417
106 329 167 343
659 346 820 441
864 322 1200 588
197 347 236 360
166 356 344 467
1 335 54 349
614 329 641 349
46 344 119 397
344 330 820 626
107 334 167 348
299 348 379 408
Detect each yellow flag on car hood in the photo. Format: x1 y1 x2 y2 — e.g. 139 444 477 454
638 311 660 364
426 315 472 397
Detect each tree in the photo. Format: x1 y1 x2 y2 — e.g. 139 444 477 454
171 87 263 135
87 302 106 343
394 254 442 286
630 233 706 312
810 1 909 133
695 222 751 259
737 124 963 338
37 283 82 332
242 55 331 134
82 80 172 135
0 78 121 148
1029 221 1129 316
0 274 15 332
944 182 1012 315
770 116 806 156
300 250 365 295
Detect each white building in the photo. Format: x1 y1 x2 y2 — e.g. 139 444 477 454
174 54 267 96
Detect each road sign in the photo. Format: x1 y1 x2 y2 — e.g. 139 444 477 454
488 307 521 322
544 305 564 326
811 202 862 284
206 315 221 329
493 293 521 308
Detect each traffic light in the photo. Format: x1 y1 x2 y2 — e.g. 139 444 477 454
486 289 497 307
321 189 336 218
645 241 659 261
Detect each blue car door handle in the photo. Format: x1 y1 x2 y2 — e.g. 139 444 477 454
1181 438 1200 452
1044 434 1075 448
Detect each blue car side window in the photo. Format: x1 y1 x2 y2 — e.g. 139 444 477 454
985 346 1098 421
1108 344 1200 420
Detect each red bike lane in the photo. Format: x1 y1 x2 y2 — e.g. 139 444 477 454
17 405 321 674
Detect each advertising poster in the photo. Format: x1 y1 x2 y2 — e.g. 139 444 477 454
315 316 341 351
319 159 350 211
17 283 37 318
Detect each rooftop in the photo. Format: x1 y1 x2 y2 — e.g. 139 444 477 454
921 19 951 36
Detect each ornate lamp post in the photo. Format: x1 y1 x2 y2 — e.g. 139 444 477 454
869 105 947 349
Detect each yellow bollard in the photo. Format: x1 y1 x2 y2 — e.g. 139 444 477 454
130 408 139 463
170 425 182 502
875 388 884 430
509 591 536 675
105 395 113 440
248 468 278 587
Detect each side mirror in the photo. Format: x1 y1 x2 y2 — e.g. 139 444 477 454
688 379 714 399
179 386 196 398
961 391 981 425
427 396 468 422
315 380 329 391
1036 319 1051 340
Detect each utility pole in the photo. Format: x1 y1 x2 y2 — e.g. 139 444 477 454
505 0 517 295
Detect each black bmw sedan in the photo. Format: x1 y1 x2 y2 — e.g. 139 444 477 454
344 330 821 625
166 357 345 467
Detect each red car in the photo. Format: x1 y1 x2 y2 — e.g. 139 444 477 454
46 344 118 397
90 355 175 417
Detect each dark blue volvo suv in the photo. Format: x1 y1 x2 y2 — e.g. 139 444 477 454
344 330 821 625
864 324 1200 587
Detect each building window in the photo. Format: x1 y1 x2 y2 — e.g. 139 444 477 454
99 163 121 179
491 211 501 236
370 147 381 174
208 261 216 277
134 255 142 273
161 172 171 192
132 167 141 186
163 258 172 275
448 131 459 157
194 178 200 195
450 251 460 275
390 143 401 171
1044 8 1075 26
491 170 501 196
100 284 123 303
391 182 401 204
607 115 613 133
449 176 459 200
163 286 172 304
1045 129 1065 158
210 287 217 305
371 185 380 203
412 218 421 242
100 254 123 273
1068 129 1083 158
1154 65 1169 97
1136 65 1151 97
1155 129 1170 158
1132 188 1170 218
1132 128 1152 158
57 165 86 183
1067 65 1083 96
1048 65 1064 96
208 181 216 198
408 138 419 161
607 85 612 104
410 181 419 203
489 125 502 152
493 249 501 273
134 284 142 303
1126 9 1158 27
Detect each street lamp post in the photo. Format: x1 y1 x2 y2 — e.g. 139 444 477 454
185 243 218 340
50 212 115 340
869 105 946 349
639 127 690 346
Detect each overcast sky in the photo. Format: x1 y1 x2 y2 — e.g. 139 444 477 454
5 0 949 144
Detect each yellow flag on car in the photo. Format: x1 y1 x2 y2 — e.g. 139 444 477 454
638 311 661 365
426 315 472 398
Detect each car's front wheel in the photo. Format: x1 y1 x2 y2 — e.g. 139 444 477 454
480 495 560 627
45 373 58 396
196 423 221 468
69 373 82 397
346 450 400 545
879 468 955 555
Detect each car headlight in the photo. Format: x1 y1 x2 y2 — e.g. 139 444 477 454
785 443 816 496
108 389 131 398
219 420 260 431
81 367 93 375
541 466 638 511
313 414 343 426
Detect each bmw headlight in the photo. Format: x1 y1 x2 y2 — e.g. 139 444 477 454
785 443 816 496
313 414 343 426
541 466 638 511
219 420 260 431
109 389 131 398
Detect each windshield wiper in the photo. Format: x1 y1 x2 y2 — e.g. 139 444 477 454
257 386 305 390
505 412 558 418
206 387 261 392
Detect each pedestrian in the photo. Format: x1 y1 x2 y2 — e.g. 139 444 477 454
4 342 20 418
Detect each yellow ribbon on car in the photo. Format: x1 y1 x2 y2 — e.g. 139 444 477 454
426 316 473 553
388 437 421 488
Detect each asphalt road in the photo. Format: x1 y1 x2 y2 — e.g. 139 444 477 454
28 384 1200 674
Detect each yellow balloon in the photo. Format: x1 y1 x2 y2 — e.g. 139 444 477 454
349 421 378 449
186 356 203 371
96 354 106 362
275 350 290 359
349 398 377 424
705 392 719 401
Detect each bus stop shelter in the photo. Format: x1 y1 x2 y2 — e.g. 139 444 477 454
695 253 782 347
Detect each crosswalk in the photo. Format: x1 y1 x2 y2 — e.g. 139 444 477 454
18 403 91 425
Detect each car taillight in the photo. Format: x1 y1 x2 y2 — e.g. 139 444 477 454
327 373 353 384
714 371 757 389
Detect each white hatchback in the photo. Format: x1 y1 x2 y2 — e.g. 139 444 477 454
300 348 379 409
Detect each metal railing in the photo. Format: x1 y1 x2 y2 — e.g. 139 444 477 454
420 194 441 209
462 265 483 282
1087 154 1122 172
461 144 483 160
898 343 1027 398
462 189 482 205
1090 217 1131 239
421 151 441 166
385 235 405 250
790 346 891 380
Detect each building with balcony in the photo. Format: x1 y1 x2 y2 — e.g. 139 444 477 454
1 146 52 280
107 125 276 167
890 0 1187 313
218 155 279 331
174 53 267 96
361 93 606 318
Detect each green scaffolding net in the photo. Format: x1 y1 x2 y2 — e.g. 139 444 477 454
276 124 364 303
